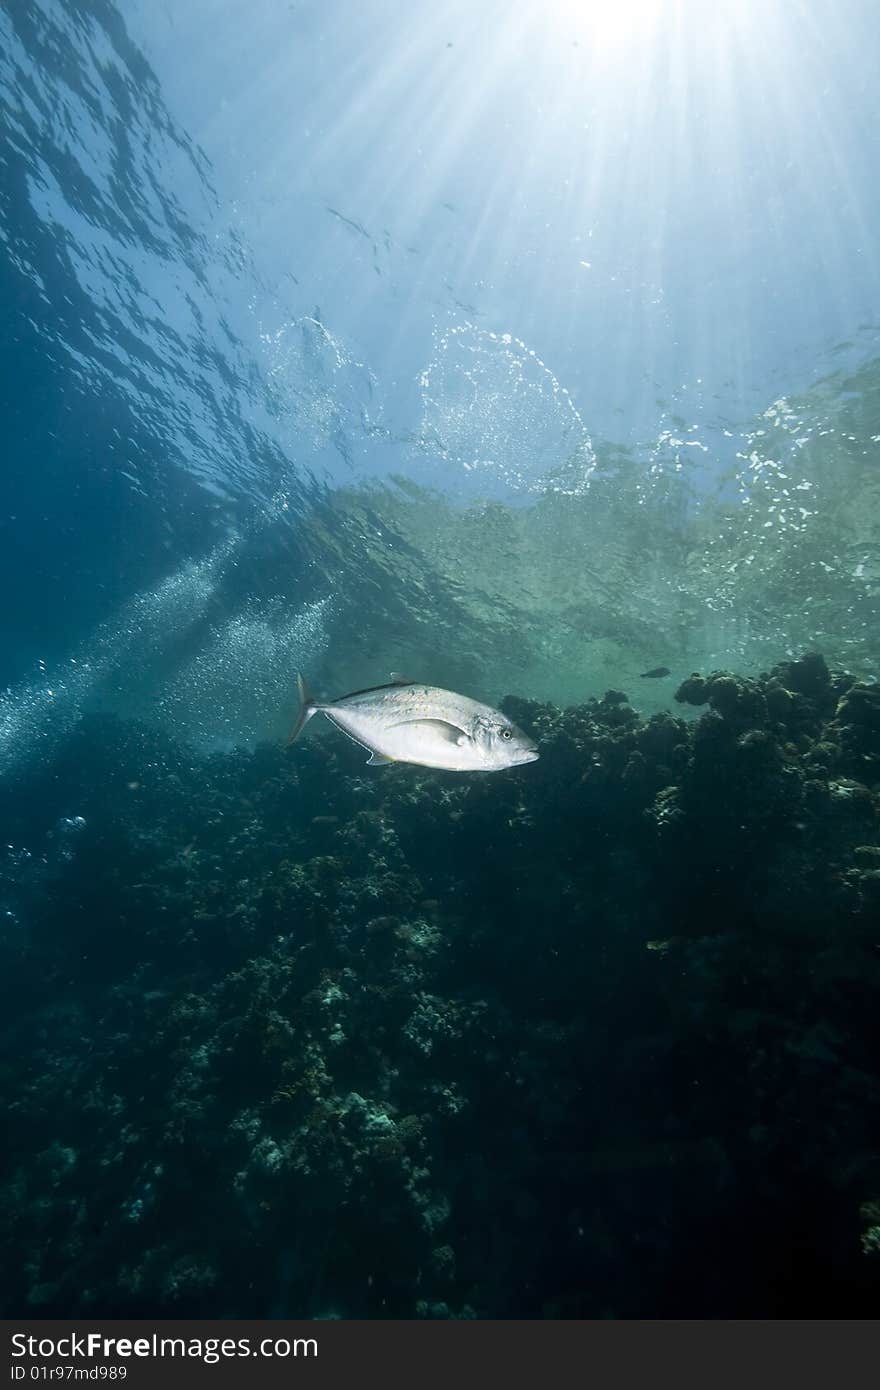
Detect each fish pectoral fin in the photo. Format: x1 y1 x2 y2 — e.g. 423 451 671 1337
366 751 396 765
390 718 472 744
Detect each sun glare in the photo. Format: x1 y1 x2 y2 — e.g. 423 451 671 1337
542 0 672 47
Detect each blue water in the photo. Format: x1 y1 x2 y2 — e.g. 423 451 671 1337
2 0 880 1317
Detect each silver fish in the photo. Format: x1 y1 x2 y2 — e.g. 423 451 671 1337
288 674 538 772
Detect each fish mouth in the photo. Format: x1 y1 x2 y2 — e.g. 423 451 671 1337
519 748 539 764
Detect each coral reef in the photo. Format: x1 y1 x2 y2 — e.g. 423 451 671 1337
0 652 878 1317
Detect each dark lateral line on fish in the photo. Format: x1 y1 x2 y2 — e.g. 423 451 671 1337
329 679 418 702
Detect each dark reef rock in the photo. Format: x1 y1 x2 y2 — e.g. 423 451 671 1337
0 654 879 1319
772 650 833 700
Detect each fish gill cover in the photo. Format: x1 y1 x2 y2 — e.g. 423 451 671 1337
0 0 879 1318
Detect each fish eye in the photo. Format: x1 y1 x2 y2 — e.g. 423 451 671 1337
501 728 513 740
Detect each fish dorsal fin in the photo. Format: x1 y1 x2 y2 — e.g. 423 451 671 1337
389 672 418 685
390 717 471 746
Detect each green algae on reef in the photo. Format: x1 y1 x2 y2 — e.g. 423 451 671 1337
0 653 879 1318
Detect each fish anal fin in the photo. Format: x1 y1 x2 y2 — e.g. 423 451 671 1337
367 751 396 766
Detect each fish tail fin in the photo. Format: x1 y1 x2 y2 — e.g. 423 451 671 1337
287 673 319 745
